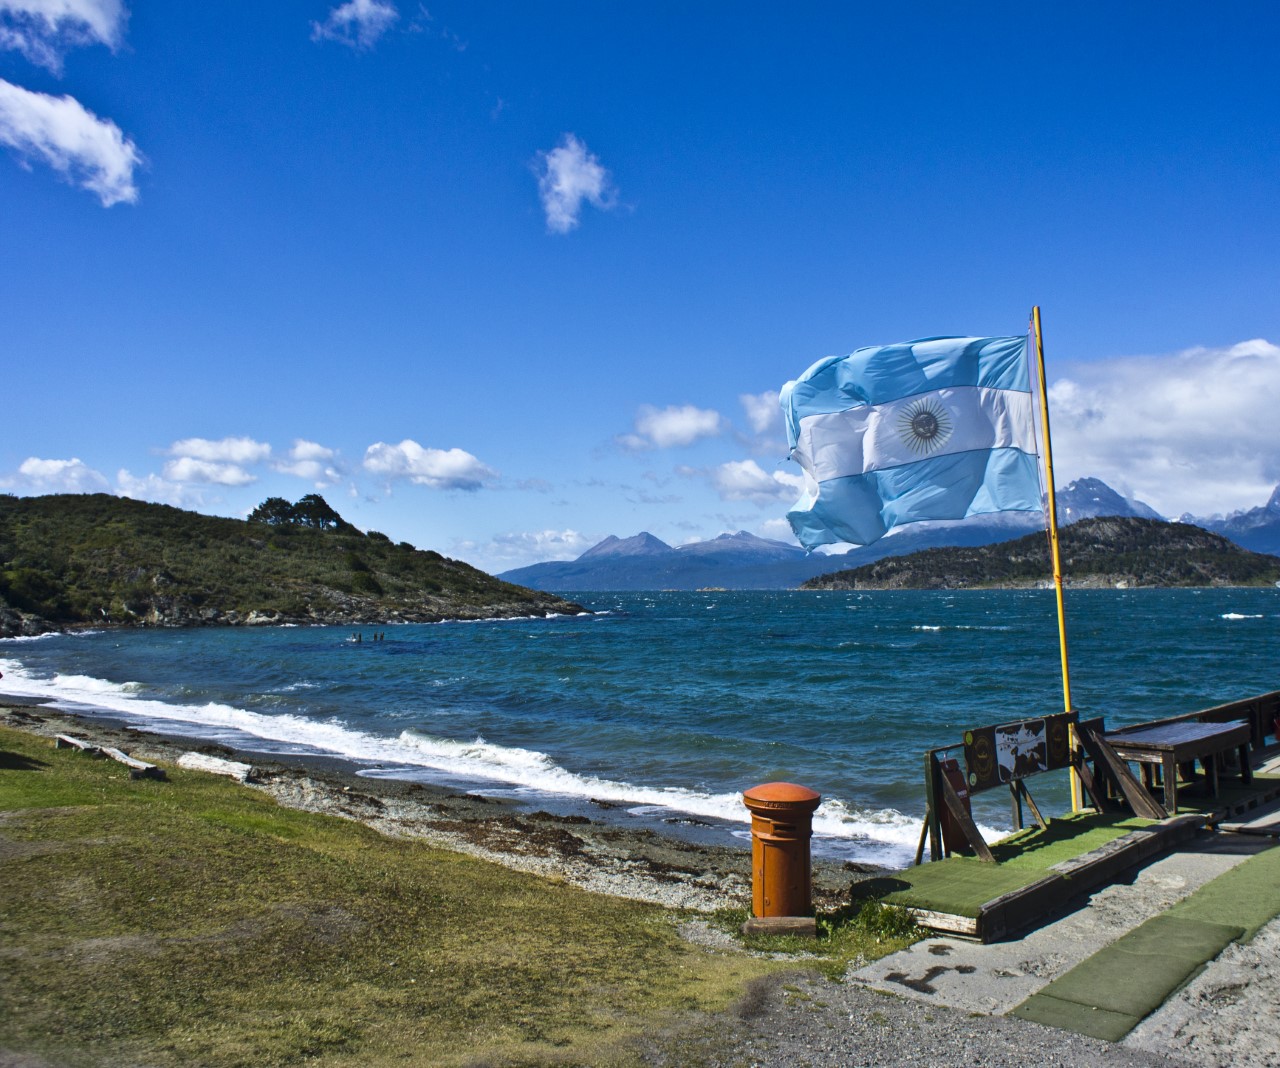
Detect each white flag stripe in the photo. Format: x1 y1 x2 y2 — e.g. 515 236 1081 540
794 386 1037 484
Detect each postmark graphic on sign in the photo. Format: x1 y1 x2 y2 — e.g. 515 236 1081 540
963 712 1074 792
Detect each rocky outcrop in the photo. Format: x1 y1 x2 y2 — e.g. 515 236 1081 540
0 595 53 638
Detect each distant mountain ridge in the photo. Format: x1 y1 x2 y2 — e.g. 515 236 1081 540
1056 477 1163 523
1181 486 1280 555
498 476 1183 591
500 530 822 591
579 532 674 559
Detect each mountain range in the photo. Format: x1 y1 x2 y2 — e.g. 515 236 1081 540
498 478 1280 591
1178 486 1280 556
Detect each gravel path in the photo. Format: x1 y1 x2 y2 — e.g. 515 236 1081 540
640 972 1187 1067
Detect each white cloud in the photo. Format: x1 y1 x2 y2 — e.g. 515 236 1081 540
116 468 206 508
0 78 141 205
168 436 272 465
708 459 804 504
620 404 723 450
311 0 398 50
535 133 616 234
740 391 781 435
1048 339 1280 516
0 0 125 72
454 528 594 571
150 437 267 488
363 439 495 490
162 457 257 486
6 455 109 492
273 439 342 485
288 439 335 463
755 517 798 544
275 459 340 484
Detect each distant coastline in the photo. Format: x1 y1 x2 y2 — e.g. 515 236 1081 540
801 517 1280 591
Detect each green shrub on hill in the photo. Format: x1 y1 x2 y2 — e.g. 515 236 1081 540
0 493 580 634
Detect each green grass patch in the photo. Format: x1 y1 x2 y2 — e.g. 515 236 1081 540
712 898 924 978
0 727 774 1066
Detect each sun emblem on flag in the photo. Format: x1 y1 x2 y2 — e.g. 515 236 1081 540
898 397 953 455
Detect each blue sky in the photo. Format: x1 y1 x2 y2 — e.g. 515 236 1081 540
3 1 1279 572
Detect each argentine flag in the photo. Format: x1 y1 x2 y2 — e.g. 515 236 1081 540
780 335 1043 549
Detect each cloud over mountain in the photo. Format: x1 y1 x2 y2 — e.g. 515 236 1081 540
1050 339 1280 517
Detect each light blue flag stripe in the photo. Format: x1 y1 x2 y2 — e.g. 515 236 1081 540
786 447 1043 548
782 335 1029 450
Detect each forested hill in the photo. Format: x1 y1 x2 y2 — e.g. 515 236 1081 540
801 517 1280 590
0 494 582 637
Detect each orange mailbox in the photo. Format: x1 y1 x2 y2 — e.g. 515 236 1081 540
741 782 821 937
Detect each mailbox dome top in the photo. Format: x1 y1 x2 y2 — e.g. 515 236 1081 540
742 781 821 805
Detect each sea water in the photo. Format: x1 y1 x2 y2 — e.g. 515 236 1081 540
2 588 1277 868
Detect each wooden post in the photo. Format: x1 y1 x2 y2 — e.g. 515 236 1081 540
1032 306 1080 811
923 750 943 862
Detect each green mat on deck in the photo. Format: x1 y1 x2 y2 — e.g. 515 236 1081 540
1012 915 1243 1041
1013 993 1147 1044
1012 843 1280 1042
1170 841 1280 940
872 813 1154 918
872 862 1039 918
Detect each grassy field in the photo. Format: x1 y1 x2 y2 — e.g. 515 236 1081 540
0 726 919 1066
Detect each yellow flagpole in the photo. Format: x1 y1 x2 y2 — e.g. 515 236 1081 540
1031 306 1080 810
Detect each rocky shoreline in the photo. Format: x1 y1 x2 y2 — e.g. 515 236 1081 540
0 698 861 913
0 599 586 639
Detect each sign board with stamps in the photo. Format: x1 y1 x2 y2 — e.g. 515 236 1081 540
962 711 1074 793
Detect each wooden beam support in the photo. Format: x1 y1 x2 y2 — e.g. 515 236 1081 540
1071 752 1112 813
939 772 995 862
1077 720 1166 820
1018 779 1047 830
914 809 931 867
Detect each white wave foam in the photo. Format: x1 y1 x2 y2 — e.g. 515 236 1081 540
1221 613 1264 620
0 657 925 854
912 624 1010 632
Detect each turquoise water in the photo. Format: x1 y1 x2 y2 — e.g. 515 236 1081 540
2 589 1276 866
